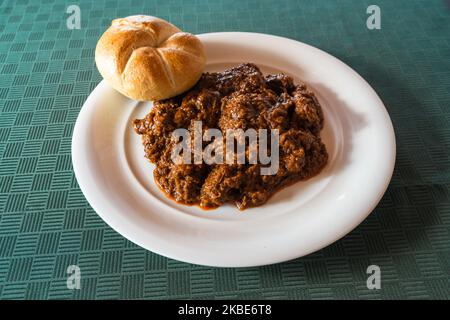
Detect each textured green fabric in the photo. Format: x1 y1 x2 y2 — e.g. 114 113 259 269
0 0 449 300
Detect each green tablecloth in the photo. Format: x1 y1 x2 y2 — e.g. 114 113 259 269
0 0 449 300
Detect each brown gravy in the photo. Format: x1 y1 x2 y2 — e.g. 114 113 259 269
133 63 328 210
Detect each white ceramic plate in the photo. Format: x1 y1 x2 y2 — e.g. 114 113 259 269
72 32 395 267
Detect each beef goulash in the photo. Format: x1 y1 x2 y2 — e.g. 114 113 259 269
133 63 328 210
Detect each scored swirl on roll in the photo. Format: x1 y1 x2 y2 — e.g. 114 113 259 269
95 15 206 101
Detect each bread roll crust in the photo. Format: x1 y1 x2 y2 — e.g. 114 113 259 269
95 15 206 101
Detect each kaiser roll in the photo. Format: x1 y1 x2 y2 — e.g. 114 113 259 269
95 15 206 101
